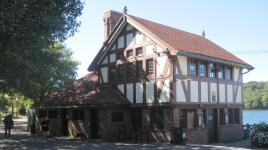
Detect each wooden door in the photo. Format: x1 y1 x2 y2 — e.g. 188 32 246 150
207 109 218 143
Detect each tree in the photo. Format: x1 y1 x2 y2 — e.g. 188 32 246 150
0 0 84 98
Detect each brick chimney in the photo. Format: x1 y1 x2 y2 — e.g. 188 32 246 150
103 10 122 41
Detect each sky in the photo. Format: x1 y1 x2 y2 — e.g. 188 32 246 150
65 0 268 82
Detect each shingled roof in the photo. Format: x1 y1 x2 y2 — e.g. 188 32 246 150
89 11 253 71
41 73 130 107
129 15 247 65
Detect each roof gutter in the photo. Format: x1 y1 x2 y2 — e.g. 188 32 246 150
176 50 254 70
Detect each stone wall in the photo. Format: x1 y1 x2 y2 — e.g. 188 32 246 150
219 124 243 142
186 128 208 144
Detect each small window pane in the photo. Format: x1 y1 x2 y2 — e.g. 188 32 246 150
126 50 133 58
199 62 207 77
189 59 197 76
225 66 232 80
136 47 143 56
127 63 136 79
126 33 134 46
146 59 154 75
217 65 224 79
209 63 216 78
117 36 125 49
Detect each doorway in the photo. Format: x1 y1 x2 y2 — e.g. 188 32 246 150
131 109 142 129
90 109 99 138
207 109 218 143
61 109 68 136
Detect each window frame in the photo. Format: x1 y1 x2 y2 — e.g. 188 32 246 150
126 49 133 58
225 66 233 80
199 61 207 77
135 47 143 56
217 64 224 79
189 59 198 76
146 58 154 76
209 63 216 78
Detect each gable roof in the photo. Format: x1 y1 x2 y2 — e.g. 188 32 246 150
88 11 253 71
40 73 130 107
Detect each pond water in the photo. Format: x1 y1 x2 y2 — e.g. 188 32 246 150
243 109 268 125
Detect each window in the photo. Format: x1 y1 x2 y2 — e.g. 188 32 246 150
202 109 207 127
131 110 142 129
118 64 126 80
199 62 207 77
48 110 58 119
126 50 133 58
234 108 240 124
136 61 143 77
136 47 143 56
180 109 187 128
225 66 232 80
73 110 84 120
228 109 234 124
189 59 197 76
109 66 117 82
127 63 136 79
217 64 224 79
146 59 154 75
126 33 133 46
117 35 125 49
112 112 124 122
38 110 47 118
209 63 216 78
118 50 124 60
150 108 164 129
219 108 225 125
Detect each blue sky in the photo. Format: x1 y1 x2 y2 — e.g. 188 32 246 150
65 0 268 82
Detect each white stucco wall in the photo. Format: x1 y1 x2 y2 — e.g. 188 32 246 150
210 83 217 103
233 67 240 82
156 45 163 53
157 80 170 103
145 45 154 55
135 31 143 43
127 83 133 103
156 56 167 76
176 79 187 102
227 84 233 103
100 67 108 83
136 82 143 103
219 84 225 103
146 81 154 103
190 81 198 102
176 55 187 75
201 82 208 102
236 86 242 103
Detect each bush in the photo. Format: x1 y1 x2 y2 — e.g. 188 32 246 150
249 122 268 147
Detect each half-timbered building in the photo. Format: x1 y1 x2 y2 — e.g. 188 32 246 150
36 9 253 144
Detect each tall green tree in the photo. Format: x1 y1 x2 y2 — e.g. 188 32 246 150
0 0 83 100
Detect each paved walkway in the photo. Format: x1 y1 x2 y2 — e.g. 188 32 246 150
0 117 264 150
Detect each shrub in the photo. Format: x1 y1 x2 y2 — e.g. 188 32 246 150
249 122 268 147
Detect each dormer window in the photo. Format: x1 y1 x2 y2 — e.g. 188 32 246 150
189 59 198 76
